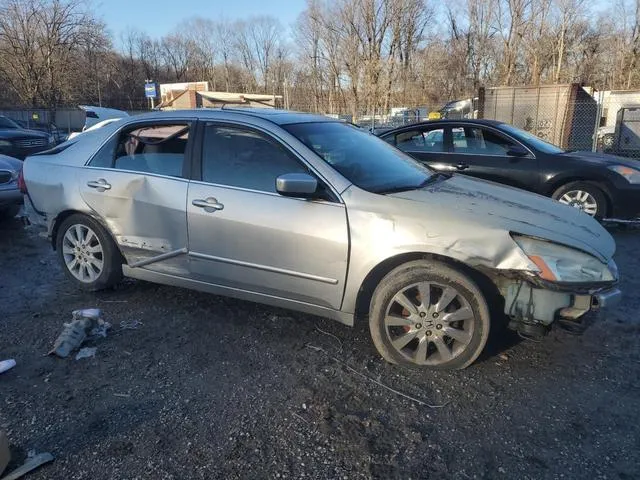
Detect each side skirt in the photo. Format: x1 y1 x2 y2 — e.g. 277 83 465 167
122 265 355 327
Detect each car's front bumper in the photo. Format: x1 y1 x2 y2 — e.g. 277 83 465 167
609 184 640 220
592 287 622 310
501 278 621 329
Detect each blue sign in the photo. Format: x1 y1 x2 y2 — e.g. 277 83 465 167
144 83 158 98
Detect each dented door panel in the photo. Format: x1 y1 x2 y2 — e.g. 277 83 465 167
77 168 189 275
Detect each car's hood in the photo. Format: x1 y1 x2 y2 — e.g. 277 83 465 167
0 128 49 139
0 154 22 170
388 175 615 261
560 150 640 168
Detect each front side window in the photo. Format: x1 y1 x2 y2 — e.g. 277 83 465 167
201 124 308 193
90 123 189 177
452 126 516 155
283 122 432 194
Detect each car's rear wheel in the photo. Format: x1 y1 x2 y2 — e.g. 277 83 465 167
56 214 122 291
369 260 491 370
552 181 608 219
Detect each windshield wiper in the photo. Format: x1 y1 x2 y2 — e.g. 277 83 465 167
374 173 450 194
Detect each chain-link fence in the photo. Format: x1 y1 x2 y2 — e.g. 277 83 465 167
294 84 640 159
4 84 640 158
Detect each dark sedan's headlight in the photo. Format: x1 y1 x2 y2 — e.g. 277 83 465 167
0 140 11 148
609 165 640 184
513 235 617 283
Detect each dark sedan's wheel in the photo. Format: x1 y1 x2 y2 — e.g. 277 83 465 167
369 260 490 370
56 214 122 291
552 181 608 219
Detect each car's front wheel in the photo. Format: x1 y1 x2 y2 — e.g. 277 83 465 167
369 260 491 370
56 214 122 291
552 181 608 219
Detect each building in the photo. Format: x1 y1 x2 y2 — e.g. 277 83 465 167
156 82 282 110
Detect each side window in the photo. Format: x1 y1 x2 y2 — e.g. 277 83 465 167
453 127 517 155
395 128 445 153
202 124 309 193
100 123 190 177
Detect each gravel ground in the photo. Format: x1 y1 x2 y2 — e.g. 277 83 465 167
1 217 639 480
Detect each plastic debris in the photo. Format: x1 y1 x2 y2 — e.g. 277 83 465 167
0 451 54 480
0 430 9 476
75 347 97 360
0 360 16 375
49 309 110 358
119 320 143 330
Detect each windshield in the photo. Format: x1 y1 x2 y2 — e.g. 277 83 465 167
283 122 432 193
500 124 565 154
0 116 19 129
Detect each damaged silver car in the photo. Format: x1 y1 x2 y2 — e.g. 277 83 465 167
21 109 621 369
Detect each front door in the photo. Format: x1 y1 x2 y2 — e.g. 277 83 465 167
187 123 349 310
78 121 192 275
447 125 541 191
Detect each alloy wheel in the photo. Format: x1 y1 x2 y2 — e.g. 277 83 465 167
384 282 475 366
558 190 598 216
61 224 104 283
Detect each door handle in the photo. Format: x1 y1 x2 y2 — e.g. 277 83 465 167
192 197 224 212
456 163 469 171
86 179 111 191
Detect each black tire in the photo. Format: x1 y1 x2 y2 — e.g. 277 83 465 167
369 260 491 370
55 214 122 291
551 181 608 219
0 205 21 221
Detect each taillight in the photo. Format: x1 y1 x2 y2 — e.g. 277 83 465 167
17 168 27 194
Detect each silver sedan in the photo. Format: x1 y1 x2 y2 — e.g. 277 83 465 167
22 109 621 369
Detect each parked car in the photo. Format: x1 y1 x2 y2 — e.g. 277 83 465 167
67 117 123 140
22 109 620 369
0 115 55 159
0 154 23 220
379 119 640 221
78 105 128 131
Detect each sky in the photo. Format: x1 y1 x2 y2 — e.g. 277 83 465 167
96 0 308 42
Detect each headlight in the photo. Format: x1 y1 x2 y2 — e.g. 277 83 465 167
609 165 640 183
0 140 11 147
48 134 55 145
513 235 616 283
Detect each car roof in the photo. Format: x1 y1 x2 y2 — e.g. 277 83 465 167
125 108 338 126
380 118 506 134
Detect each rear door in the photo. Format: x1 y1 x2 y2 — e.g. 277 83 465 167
77 120 192 275
186 122 349 310
448 124 541 191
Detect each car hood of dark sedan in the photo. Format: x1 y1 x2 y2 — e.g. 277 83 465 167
388 174 615 261
0 128 50 139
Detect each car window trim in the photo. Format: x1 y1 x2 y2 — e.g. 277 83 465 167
85 118 196 180
188 178 344 207
195 119 343 204
82 165 192 183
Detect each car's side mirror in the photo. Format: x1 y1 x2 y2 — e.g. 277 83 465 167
507 145 529 157
276 173 318 198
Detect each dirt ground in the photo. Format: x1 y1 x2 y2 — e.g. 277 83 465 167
1 217 639 480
